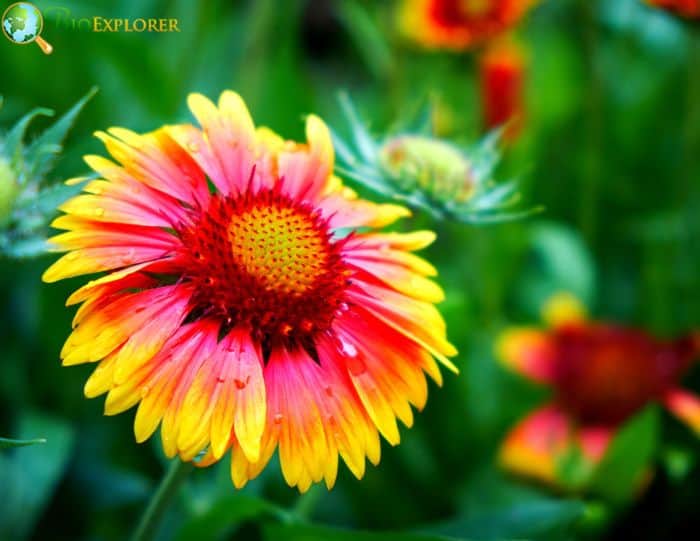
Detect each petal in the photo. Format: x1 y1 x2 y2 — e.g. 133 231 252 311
348 262 445 304
180 91 257 195
60 285 189 366
278 115 334 202
130 322 216 444
81 156 190 227
498 404 573 485
496 327 557 384
331 311 435 445
344 230 437 253
322 193 411 230
265 347 331 491
541 292 587 328
663 388 700 435
42 246 173 283
578 425 614 464
215 329 266 462
95 127 208 207
346 284 458 372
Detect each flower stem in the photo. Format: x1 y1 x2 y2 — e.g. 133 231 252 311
130 459 194 541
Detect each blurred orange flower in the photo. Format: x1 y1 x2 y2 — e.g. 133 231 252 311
497 293 700 489
398 0 538 51
645 0 700 18
479 37 526 141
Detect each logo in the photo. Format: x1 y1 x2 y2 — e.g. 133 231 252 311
45 7 181 33
1 2 53 54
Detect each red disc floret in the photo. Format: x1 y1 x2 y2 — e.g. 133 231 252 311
176 185 351 349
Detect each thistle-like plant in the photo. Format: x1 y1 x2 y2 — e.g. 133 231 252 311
331 93 542 224
0 89 96 258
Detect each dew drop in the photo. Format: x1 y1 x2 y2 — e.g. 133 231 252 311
94 207 105 217
141 385 151 397
187 141 200 153
338 338 358 358
122 248 136 264
234 378 246 390
66 252 79 261
273 413 284 424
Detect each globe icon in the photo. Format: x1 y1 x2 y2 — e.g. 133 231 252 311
2 2 43 45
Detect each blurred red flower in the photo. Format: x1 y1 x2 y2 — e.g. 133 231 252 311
479 37 526 141
497 293 700 489
646 0 700 18
398 0 538 51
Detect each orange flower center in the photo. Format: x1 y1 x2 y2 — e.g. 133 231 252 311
227 203 329 295
178 187 350 349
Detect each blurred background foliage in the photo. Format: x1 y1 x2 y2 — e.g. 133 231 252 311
0 0 699 539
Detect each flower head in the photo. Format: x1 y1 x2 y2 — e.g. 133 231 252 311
645 0 700 18
480 37 527 142
398 0 538 51
497 292 700 491
43 91 458 492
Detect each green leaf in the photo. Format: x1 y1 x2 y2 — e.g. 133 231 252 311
263 523 468 541
15 181 84 216
336 0 394 81
589 406 659 503
3 108 54 169
0 437 46 449
176 494 294 541
426 499 585 541
517 221 596 317
27 87 98 178
0 412 75 541
1 235 48 259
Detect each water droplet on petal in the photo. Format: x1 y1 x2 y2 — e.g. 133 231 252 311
273 413 284 424
234 378 246 390
95 207 105 217
338 338 358 358
187 141 200 153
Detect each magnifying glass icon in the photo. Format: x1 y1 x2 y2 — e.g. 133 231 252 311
2 2 53 55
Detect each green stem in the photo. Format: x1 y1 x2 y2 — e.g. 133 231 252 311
293 484 323 521
578 0 602 244
130 460 194 541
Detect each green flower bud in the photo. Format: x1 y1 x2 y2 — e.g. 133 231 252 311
0 155 18 227
379 135 475 204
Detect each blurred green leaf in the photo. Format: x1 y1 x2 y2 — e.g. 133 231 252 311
176 493 294 541
263 523 469 541
27 87 98 179
0 412 75 541
590 406 659 503
3 108 53 170
0 437 46 449
426 499 585 541
336 0 394 80
517 221 596 316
